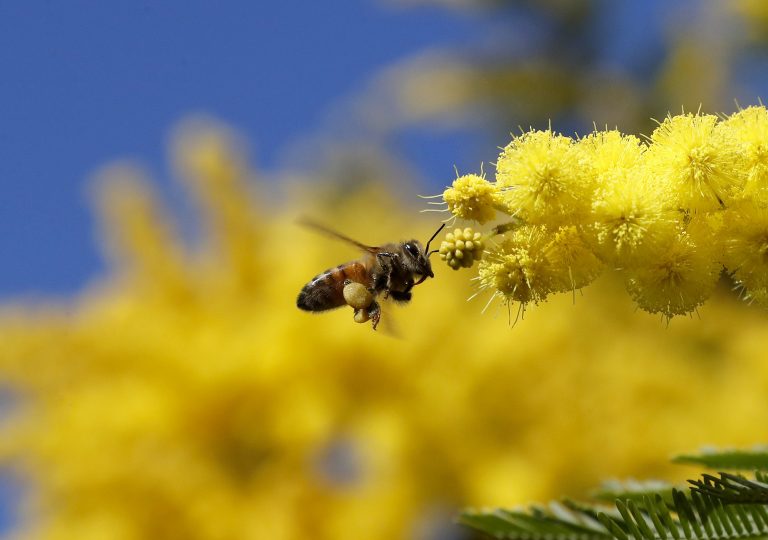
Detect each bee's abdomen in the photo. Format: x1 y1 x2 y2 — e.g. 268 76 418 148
296 262 369 312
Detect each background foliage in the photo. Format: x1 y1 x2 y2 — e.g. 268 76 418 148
461 449 768 540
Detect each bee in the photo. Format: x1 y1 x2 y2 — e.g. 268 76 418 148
296 220 445 330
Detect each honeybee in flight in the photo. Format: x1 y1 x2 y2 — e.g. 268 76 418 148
296 220 445 330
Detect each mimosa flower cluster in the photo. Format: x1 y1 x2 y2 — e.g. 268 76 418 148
434 107 768 319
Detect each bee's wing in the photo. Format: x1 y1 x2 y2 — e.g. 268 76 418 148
298 217 381 254
376 298 402 339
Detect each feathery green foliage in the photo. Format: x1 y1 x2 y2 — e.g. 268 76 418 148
673 450 768 471
690 473 768 504
593 480 675 505
460 448 768 540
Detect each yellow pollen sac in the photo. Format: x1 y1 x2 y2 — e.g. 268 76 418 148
343 282 374 310
353 308 370 323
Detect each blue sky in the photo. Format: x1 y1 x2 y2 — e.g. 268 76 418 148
1 0 756 301
0 1 484 299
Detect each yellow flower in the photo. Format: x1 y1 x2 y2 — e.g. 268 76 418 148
93 164 193 301
543 225 604 292
645 113 744 211
624 221 722 320
590 164 672 266
722 201 768 303
578 130 645 179
442 173 502 224
496 130 592 227
476 225 553 308
718 106 768 204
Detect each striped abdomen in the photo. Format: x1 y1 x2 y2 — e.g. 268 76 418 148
297 261 370 312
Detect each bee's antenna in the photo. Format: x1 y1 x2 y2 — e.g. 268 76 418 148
424 223 446 257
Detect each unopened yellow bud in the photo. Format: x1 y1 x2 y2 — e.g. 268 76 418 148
438 227 485 270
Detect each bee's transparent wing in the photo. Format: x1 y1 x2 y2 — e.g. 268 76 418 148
297 217 380 254
373 295 403 339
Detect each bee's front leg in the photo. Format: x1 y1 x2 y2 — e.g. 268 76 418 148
392 278 414 302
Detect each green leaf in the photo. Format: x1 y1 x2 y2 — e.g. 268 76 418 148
673 449 768 471
458 502 614 540
460 475 768 540
689 473 768 504
598 487 768 540
594 479 676 505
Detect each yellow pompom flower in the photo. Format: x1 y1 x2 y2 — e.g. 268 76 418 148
496 129 592 227
590 164 671 265
543 225 604 292
718 106 768 204
624 221 723 320
578 130 645 179
438 227 485 270
442 173 503 224
722 201 768 303
645 113 744 211
476 225 553 308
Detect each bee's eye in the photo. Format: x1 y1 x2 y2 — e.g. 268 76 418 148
405 243 419 257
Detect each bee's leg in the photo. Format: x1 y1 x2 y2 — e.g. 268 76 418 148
389 290 412 303
386 275 414 303
377 252 399 260
375 253 398 296
370 271 388 297
367 300 381 330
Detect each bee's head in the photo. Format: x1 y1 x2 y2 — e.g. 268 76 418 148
405 223 445 286
402 240 433 285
